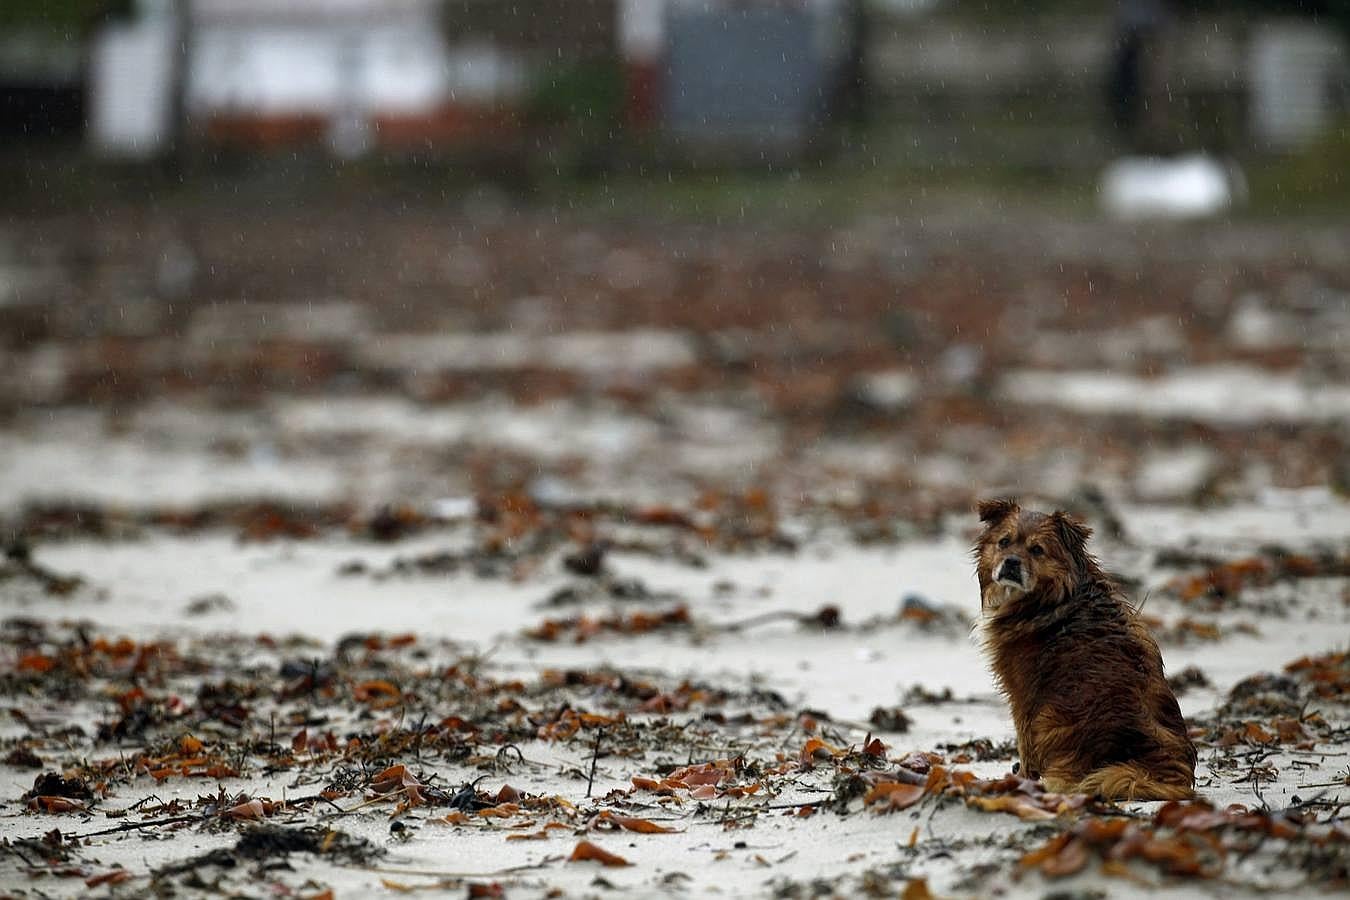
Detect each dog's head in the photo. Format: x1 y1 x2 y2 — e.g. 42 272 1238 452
973 498 1092 614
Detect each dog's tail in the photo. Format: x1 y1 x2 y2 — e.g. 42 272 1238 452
1073 762 1195 801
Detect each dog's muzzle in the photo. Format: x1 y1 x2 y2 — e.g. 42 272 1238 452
995 556 1025 588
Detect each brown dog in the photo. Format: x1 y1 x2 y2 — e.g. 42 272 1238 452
973 498 1197 800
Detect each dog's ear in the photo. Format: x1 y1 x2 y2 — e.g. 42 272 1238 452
1051 511 1092 561
976 498 1019 525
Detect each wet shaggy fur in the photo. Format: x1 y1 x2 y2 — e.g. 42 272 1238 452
974 498 1197 801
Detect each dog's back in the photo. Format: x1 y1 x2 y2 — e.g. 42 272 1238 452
988 576 1196 798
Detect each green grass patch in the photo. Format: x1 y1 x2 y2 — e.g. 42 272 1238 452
1242 120 1350 217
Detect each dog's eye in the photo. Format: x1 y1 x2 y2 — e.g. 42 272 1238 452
1029 545 1044 557
997 537 1010 548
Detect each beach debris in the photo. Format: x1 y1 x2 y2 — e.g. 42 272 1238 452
1021 800 1349 883
569 840 631 867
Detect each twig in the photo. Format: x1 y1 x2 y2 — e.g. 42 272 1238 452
1280 790 1331 811
1250 769 1268 812
46 813 201 841
338 859 559 878
586 727 605 798
284 792 348 814
127 794 166 811
755 799 829 811
496 744 526 769
412 712 427 762
700 811 759 827
716 610 803 632
923 788 943 840
323 795 393 818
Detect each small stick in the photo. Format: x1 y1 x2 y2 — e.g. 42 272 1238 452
1250 770 1268 812
127 794 165 811
1281 790 1330 810
6 844 36 868
338 859 558 878
753 799 831 811
283 792 348 814
586 727 605 798
717 610 803 632
323 794 400 818
47 813 201 841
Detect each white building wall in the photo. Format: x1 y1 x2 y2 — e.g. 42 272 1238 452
1250 21 1349 150
88 16 178 158
189 27 344 116
187 20 524 119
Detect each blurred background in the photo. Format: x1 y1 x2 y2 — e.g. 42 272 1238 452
6 1 1350 200
1 0 1348 534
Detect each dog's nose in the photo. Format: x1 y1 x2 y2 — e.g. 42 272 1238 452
997 556 1022 582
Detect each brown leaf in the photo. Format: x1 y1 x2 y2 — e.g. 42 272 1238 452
798 737 843 767
602 813 675 834
569 840 631 867
477 803 521 818
895 751 942 773
353 679 401 706
224 798 267 820
27 796 87 814
1272 717 1308 743
967 794 1058 821
1020 832 1072 869
1040 836 1090 877
1078 817 1131 844
85 870 131 888
901 879 935 900
864 781 926 811
633 506 696 528
666 759 736 786
947 769 979 791
721 782 761 798
18 653 57 673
